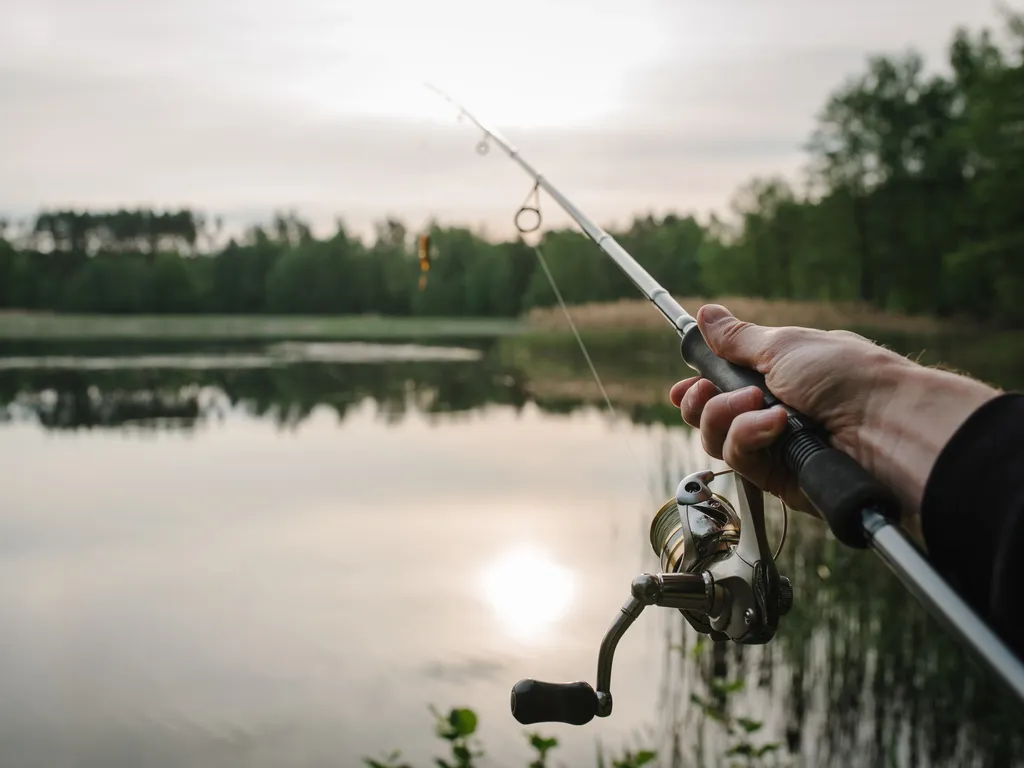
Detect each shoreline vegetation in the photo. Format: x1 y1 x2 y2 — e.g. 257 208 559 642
0 312 527 341
0 296 986 342
523 297 973 336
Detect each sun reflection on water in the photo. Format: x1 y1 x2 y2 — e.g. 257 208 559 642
482 547 575 641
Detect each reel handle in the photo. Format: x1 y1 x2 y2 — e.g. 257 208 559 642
510 679 598 725
680 327 900 548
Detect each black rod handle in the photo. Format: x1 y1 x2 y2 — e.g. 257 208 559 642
680 327 900 548
510 679 598 725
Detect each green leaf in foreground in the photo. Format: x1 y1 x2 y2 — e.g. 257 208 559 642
449 708 478 737
737 717 764 733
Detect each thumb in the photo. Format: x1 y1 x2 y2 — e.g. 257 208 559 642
696 304 772 370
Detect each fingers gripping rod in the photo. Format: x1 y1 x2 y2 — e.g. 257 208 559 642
427 84 1024 707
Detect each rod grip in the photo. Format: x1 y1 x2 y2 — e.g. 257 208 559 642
680 327 899 548
510 679 598 725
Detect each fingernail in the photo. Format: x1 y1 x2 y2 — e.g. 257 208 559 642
754 408 782 430
698 304 730 326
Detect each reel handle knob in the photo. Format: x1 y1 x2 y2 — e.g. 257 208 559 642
510 679 598 725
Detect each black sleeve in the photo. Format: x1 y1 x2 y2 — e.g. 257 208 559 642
920 392 1024 659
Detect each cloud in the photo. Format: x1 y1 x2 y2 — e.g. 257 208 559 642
0 0 1013 240
0 57 803 239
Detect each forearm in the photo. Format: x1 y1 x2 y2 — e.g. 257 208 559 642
855 361 1001 540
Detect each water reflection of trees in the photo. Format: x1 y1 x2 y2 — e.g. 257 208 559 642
0 334 697 431
0 360 536 431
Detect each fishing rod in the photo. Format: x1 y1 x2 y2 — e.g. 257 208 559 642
426 84 1024 722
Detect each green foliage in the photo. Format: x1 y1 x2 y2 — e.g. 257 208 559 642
595 745 657 768
364 750 414 768
679 639 788 768
430 706 483 768
688 683 784 767
527 733 559 768
148 253 201 313
362 706 657 768
213 237 282 313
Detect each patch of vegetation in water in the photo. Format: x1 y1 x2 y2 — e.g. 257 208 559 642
0 313 527 342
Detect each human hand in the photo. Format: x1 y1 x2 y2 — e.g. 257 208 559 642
668 304 993 517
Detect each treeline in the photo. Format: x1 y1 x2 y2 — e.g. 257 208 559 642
1 15 1022 324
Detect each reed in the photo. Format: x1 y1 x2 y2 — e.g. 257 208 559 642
524 298 969 336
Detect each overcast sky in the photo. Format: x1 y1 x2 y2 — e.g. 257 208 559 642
0 0 1015 241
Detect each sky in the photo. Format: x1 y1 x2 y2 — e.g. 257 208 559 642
0 0 1017 242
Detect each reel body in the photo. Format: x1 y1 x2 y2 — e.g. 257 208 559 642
510 471 793 726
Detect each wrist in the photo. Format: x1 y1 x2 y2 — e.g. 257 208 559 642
858 360 1000 515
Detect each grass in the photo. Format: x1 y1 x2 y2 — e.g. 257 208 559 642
0 297 982 343
496 314 1024 414
525 297 975 336
0 312 527 341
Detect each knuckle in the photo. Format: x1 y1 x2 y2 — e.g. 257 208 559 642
716 318 754 349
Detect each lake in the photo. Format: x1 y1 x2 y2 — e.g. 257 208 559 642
1 333 1022 768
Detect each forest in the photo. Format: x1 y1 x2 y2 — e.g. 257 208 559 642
1 15 1021 325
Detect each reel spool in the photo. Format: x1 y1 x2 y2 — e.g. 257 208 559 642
510 471 793 726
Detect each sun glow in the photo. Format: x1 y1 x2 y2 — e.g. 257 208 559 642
483 547 575 641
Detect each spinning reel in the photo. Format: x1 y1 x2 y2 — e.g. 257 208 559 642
510 471 793 726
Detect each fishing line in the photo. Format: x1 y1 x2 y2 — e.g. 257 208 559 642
516 190 660 507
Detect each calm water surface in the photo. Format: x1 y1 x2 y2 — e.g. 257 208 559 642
1 337 1022 768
